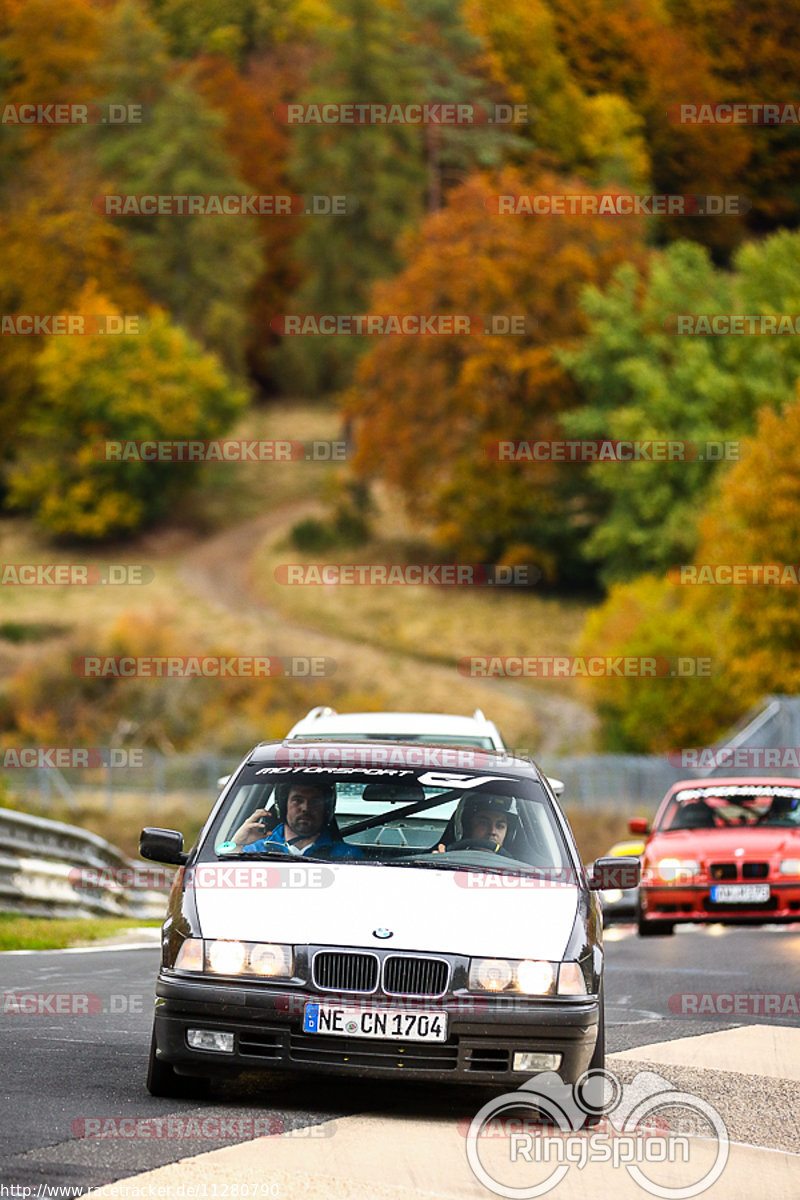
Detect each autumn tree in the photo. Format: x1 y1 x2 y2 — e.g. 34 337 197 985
576 390 800 751
85 3 262 376
574 574 735 752
344 168 648 584
192 52 303 391
559 232 800 581
667 0 800 233
689 393 800 701
546 0 752 255
9 286 247 540
465 0 650 190
276 0 427 393
145 0 331 61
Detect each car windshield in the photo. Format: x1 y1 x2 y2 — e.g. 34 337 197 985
204 763 574 876
658 784 800 831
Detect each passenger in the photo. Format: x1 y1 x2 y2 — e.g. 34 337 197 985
231 779 362 859
435 795 513 853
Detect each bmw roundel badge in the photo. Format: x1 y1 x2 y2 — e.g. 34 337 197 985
373 928 393 939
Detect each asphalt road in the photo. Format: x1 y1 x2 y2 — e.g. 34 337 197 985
1 923 798 1196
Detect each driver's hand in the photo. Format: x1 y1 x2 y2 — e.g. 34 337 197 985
433 843 445 854
231 808 275 848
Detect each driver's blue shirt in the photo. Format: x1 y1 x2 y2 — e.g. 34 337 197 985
241 823 363 859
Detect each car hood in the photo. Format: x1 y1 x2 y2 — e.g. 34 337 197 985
645 828 800 860
190 862 580 960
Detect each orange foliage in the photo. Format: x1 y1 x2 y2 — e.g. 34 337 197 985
192 51 308 387
344 167 648 570
548 0 752 252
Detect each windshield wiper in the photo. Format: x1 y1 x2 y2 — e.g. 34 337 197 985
384 857 538 876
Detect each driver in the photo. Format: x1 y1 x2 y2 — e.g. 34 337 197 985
230 778 363 860
435 795 514 854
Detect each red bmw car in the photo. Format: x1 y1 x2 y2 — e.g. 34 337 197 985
632 777 800 936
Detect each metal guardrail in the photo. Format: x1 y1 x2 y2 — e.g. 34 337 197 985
0 807 172 920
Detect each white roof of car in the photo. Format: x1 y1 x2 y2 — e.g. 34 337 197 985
286 708 505 748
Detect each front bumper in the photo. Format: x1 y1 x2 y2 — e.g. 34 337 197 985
640 880 800 924
153 972 600 1086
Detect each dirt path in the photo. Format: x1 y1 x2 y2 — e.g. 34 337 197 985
176 503 597 756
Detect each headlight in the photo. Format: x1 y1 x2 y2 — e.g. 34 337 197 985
174 938 294 978
655 858 701 883
208 940 247 974
469 958 578 997
779 859 800 876
603 889 623 904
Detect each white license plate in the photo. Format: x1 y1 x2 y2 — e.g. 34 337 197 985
710 884 770 903
303 1003 448 1042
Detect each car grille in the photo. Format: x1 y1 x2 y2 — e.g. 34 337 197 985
238 1031 283 1060
710 862 770 881
383 956 449 997
313 951 379 993
465 1045 510 1072
742 862 769 879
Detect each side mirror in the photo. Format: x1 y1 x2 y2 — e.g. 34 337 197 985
547 777 565 797
140 827 188 865
589 856 640 891
628 817 649 836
